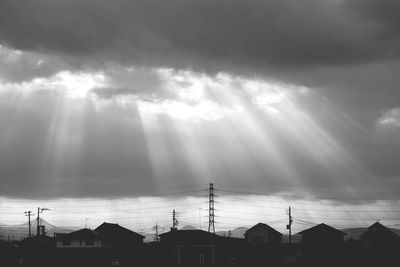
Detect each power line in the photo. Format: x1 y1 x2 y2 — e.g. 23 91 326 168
297 218 400 222
216 188 400 202
214 183 400 195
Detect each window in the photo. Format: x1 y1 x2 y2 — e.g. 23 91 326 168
85 240 94 246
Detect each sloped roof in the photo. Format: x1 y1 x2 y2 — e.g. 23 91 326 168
368 222 391 231
159 229 218 239
95 222 145 240
297 223 346 236
55 228 107 241
244 222 283 237
361 222 399 239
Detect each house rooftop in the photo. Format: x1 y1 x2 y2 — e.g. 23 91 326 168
95 222 145 240
361 222 399 239
55 228 107 241
244 222 283 237
297 223 346 236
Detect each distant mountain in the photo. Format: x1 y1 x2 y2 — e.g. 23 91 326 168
59 226 82 231
0 219 76 241
180 225 198 230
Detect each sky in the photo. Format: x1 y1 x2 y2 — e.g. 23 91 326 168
1 0 400 235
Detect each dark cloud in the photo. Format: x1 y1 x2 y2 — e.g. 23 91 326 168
344 0 400 35
0 0 397 74
1 0 400 203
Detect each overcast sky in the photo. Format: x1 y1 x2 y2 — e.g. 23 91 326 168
1 0 400 230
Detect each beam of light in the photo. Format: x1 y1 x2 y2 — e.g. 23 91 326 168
136 70 303 190
0 69 112 198
0 66 394 200
1 54 398 234
133 69 386 200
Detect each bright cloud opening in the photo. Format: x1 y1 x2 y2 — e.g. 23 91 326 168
377 107 400 128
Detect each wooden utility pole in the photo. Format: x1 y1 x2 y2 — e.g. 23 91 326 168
172 209 178 230
287 206 293 245
24 211 33 237
153 223 160 242
36 207 40 236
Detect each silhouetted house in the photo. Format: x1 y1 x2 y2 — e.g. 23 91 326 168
95 222 144 247
95 222 145 265
217 236 244 265
21 235 56 248
298 223 345 247
298 223 346 263
361 222 399 249
1 241 22 266
360 222 400 265
159 229 219 265
54 229 112 267
20 235 56 266
343 238 362 265
243 223 283 265
244 222 282 245
55 228 110 248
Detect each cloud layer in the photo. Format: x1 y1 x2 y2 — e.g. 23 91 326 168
1 0 399 74
1 1 400 203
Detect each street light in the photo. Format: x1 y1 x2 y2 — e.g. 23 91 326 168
36 207 50 236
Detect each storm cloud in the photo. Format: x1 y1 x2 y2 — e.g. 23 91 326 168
0 0 400 204
1 0 399 74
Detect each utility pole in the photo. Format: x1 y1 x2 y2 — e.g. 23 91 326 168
208 183 215 233
172 209 178 230
36 207 40 236
153 223 160 242
85 218 89 229
36 207 50 236
287 206 293 245
198 208 202 230
24 211 33 238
